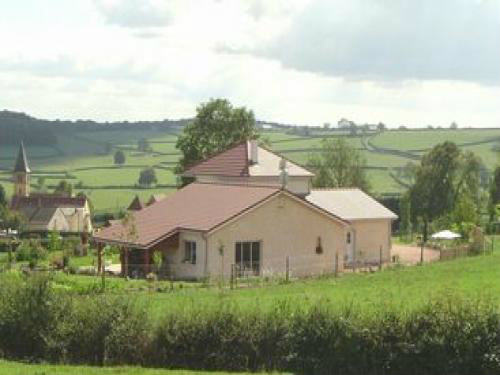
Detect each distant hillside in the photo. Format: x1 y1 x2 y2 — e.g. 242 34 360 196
0 110 190 146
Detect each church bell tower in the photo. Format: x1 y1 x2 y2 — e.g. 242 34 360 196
13 141 31 197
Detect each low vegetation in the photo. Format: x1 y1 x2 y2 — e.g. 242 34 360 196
0 244 499 374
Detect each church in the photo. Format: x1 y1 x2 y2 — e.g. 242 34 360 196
9 142 93 235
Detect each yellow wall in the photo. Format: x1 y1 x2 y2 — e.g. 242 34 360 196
352 219 392 263
206 193 347 279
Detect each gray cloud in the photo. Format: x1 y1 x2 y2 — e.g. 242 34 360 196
93 0 172 28
250 0 500 85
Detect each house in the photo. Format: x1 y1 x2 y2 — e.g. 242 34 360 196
94 182 349 279
184 140 397 265
9 142 93 235
183 140 314 196
306 189 397 264
93 140 397 279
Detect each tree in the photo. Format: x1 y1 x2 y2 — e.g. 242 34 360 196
35 177 46 193
450 121 458 129
309 138 370 192
0 184 6 207
489 166 500 221
348 122 358 136
408 142 482 241
54 180 73 197
399 192 412 241
138 138 151 152
176 98 259 171
138 167 157 187
377 122 386 132
114 150 126 166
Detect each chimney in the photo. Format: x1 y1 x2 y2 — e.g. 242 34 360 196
250 140 258 165
279 157 288 189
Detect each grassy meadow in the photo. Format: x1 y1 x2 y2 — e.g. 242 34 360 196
0 360 283 375
0 127 498 212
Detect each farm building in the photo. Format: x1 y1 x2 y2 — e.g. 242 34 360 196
9 142 93 235
94 140 397 279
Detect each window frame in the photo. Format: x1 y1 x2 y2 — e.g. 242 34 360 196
235 240 261 275
183 240 197 264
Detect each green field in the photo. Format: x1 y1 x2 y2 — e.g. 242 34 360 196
0 360 280 375
0 128 498 212
27 236 496 321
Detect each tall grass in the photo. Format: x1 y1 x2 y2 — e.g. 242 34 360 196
0 272 498 375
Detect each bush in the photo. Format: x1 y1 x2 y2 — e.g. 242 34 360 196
0 274 498 374
15 240 47 265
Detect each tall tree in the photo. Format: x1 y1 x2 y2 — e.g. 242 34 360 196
114 150 126 166
176 98 259 171
308 138 370 192
408 142 482 241
54 180 73 197
0 184 6 207
489 166 500 221
138 167 157 187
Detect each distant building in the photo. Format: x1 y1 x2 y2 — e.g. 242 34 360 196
9 142 93 235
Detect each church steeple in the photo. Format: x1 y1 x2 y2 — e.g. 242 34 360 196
13 141 31 197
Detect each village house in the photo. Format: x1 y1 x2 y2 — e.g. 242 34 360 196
9 142 93 235
94 140 397 279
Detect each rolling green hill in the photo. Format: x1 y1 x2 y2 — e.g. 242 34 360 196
0 112 498 213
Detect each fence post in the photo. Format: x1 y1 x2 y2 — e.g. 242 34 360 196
230 264 234 290
285 256 289 283
334 252 339 277
420 241 424 264
379 246 383 271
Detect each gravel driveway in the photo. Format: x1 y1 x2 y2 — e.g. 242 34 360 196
391 244 440 265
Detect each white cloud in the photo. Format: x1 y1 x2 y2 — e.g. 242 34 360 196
0 0 498 127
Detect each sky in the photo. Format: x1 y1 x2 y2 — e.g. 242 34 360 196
0 0 499 128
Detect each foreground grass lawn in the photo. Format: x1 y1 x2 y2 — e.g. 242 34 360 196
0 360 284 375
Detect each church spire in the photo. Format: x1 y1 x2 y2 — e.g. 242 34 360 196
14 141 31 173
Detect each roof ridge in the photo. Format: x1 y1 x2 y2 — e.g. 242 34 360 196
183 140 249 173
192 181 281 190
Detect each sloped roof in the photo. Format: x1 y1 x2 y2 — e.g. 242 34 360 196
94 183 281 248
11 194 87 210
183 141 313 178
184 142 250 177
306 189 398 220
147 194 166 206
128 195 144 211
14 142 31 173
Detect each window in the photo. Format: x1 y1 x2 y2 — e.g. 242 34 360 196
346 232 351 244
235 241 260 275
183 241 196 264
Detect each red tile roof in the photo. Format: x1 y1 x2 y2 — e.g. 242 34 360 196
94 183 280 248
183 142 250 177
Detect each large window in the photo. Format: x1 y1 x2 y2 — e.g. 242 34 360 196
183 241 197 264
235 241 260 275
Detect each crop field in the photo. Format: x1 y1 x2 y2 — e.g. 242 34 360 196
0 128 498 212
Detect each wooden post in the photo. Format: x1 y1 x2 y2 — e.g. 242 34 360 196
123 247 129 277
120 247 125 277
379 246 383 271
230 264 234 290
334 252 339 277
285 256 290 282
143 249 150 276
97 243 103 275
420 241 424 264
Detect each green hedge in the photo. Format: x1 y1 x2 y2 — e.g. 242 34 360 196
0 273 498 374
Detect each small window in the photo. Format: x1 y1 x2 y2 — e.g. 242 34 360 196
315 236 323 254
346 232 351 244
235 241 260 275
184 241 197 264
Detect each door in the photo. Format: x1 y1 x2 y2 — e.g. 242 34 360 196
346 231 354 263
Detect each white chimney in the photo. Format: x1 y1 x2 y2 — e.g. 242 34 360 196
250 140 258 165
279 157 288 188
